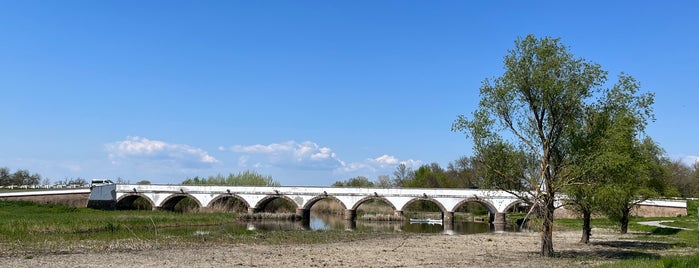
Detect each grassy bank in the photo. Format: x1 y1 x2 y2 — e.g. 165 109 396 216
554 200 699 267
0 200 398 257
597 253 699 268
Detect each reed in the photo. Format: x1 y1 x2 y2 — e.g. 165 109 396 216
238 212 301 221
310 199 344 215
357 214 403 221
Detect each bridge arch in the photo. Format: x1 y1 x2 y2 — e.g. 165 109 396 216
116 193 155 210
207 194 251 212
400 197 447 213
451 198 498 214
302 195 347 210
160 193 203 211
351 196 396 211
254 195 299 212
502 199 531 214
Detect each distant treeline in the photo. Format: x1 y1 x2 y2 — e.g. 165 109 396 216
332 158 699 198
0 167 44 186
182 170 280 187
333 157 485 189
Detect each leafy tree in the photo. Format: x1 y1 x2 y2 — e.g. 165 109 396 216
0 168 42 186
402 163 453 188
598 137 671 234
332 176 374 187
14 169 32 185
452 35 650 256
565 78 657 242
136 180 152 185
446 156 484 188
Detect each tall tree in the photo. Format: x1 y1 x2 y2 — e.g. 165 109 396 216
566 76 656 242
454 35 617 256
598 137 669 234
392 163 414 186
446 156 484 188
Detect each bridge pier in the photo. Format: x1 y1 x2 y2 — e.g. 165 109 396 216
493 212 506 232
247 207 257 215
296 208 311 229
442 211 455 232
342 209 357 230
344 219 356 230
343 209 356 221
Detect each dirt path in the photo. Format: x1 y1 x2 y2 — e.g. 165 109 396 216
1 230 687 267
637 220 692 230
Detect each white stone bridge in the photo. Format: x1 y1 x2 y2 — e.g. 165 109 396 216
89 184 528 231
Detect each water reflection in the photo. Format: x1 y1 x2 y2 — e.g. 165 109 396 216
179 214 521 237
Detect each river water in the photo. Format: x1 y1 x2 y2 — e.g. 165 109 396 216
240 214 519 234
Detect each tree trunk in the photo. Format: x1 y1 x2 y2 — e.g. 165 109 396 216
580 209 591 244
620 208 630 234
540 195 555 257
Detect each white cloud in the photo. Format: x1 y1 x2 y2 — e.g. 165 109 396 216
373 154 399 165
225 140 424 180
335 154 422 175
106 136 219 167
228 141 344 170
336 162 370 173
678 155 699 166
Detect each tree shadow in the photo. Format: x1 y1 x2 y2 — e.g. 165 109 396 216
555 249 661 261
550 240 675 261
649 227 682 235
593 240 675 250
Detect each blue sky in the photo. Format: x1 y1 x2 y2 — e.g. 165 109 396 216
2 1 697 185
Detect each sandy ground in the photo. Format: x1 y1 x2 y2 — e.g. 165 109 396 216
1 230 688 268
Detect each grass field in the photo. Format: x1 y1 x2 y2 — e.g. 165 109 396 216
553 200 699 267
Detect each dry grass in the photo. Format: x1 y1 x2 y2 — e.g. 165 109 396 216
239 212 301 221
0 194 89 207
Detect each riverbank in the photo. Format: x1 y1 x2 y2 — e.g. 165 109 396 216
3 229 693 267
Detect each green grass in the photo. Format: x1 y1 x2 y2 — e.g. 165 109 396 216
597 253 699 268
555 217 619 230
553 206 699 267
555 214 699 248
687 200 698 217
